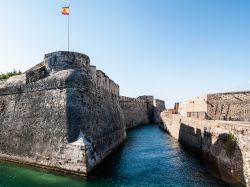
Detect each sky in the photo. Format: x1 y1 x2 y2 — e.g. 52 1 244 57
0 0 250 107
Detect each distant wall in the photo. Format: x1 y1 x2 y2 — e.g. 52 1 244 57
138 95 155 123
119 96 149 129
161 112 250 187
153 99 166 123
120 96 166 128
207 91 250 121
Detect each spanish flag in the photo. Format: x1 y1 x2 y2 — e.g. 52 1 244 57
61 6 70 15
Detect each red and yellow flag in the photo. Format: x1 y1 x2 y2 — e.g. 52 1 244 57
61 6 70 15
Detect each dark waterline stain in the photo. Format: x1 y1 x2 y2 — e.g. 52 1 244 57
0 124 230 187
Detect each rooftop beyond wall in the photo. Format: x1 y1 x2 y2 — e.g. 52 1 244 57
177 91 250 122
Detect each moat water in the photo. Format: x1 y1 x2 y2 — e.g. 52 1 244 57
0 124 229 187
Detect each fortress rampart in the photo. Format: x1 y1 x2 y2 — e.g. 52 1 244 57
161 90 250 186
161 112 250 187
0 51 126 176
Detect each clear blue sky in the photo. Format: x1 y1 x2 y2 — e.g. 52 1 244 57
0 0 250 107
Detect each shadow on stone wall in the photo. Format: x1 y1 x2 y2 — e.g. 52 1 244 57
64 69 127 174
203 133 245 187
178 123 246 187
178 123 203 155
65 71 88 143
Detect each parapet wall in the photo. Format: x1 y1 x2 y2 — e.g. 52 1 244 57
207 91 250 121
0 51 126 176
161 112 250 187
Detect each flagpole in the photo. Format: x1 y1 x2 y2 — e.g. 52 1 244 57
68 5 70 51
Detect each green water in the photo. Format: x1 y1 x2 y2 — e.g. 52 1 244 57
0 125 229 187
0 161 88 187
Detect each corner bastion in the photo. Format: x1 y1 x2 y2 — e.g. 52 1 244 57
0 51 126 176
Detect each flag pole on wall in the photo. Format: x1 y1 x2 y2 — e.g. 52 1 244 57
61 5 70 51
68 5 70 52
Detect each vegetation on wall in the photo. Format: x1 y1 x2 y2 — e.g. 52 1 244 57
224 133 237 157
0 70 22 80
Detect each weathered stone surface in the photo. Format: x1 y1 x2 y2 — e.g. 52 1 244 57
119 96 165 129
0 51 126 175
138 95 155 123
161 112 250 187
26 66 47 84
177 91 250 122
207 91 250 121
153 99 166 123
119 96 149 129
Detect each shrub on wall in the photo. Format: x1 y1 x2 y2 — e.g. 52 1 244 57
0 70 22 80
224 133 237 157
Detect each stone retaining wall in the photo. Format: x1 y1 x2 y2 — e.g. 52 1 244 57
161 111 250 187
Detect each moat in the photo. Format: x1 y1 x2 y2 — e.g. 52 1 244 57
0 125 229 187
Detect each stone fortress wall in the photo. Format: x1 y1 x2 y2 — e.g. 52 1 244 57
119 95 166 129
161 90 250 186
207 91 250 121
153 99 167 123
178 91 250 122
0 51 126 176
161 112 250 187
119 96 149 129
137 95 155 124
